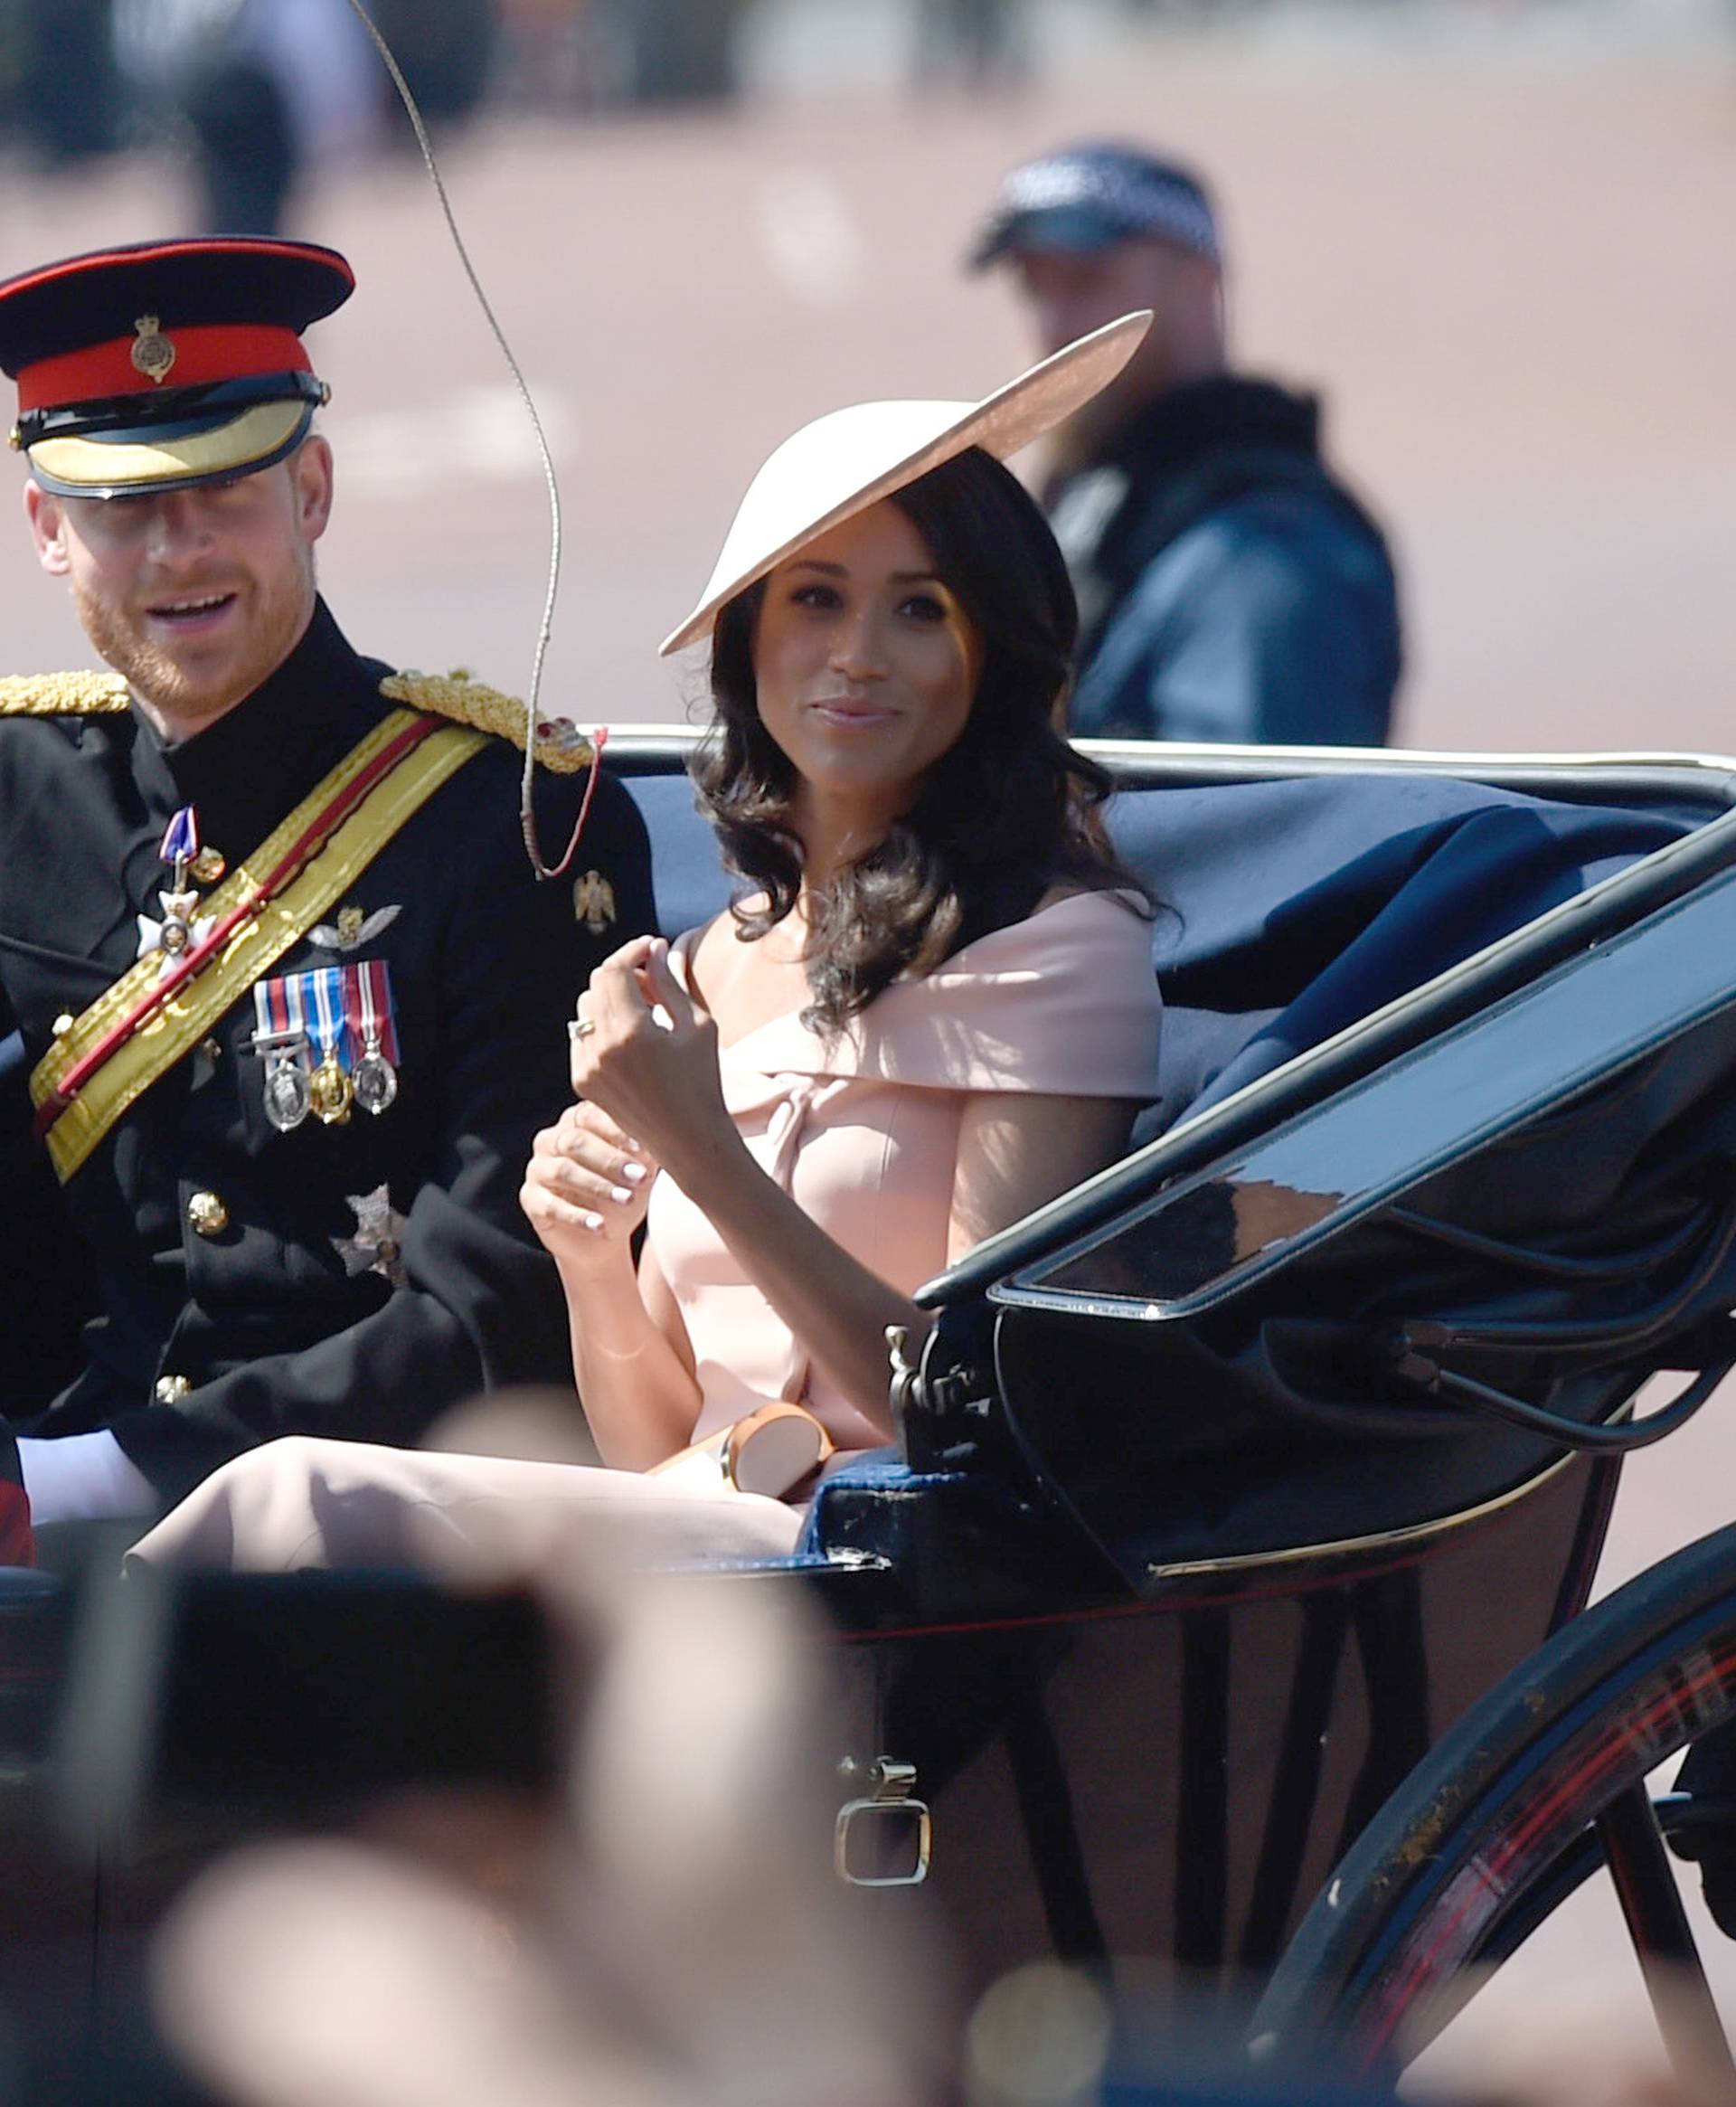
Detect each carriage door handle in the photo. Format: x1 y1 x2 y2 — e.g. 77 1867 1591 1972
835 1757 932 1887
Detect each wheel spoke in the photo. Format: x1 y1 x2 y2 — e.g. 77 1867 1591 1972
1595 1784 1735 2084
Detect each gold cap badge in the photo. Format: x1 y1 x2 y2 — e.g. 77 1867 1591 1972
131 315 176 385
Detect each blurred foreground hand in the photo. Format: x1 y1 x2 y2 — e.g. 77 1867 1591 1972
149 1468 945 2107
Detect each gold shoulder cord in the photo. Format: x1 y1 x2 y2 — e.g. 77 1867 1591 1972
0 672 131 714
381 670 596 774
0 669 594 772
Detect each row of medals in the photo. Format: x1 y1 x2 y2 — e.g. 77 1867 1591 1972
262 1025 397 1132
149 819 397 1134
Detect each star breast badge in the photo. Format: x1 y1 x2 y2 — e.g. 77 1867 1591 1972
332 1184 410 1287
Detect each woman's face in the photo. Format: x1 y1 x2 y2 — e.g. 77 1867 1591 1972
750 499 983 830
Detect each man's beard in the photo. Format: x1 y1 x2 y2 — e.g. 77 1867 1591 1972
74 552 316 732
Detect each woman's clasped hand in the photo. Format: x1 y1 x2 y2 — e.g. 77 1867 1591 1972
524 932 731 1267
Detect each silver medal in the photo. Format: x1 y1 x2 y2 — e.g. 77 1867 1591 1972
352 1043 398 1117
251 1023 313 1133
264 1054 312 1132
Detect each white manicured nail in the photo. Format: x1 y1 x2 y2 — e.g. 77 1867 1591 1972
609 1186 632 1205
580 1211 604 1232
621 1160 647 1185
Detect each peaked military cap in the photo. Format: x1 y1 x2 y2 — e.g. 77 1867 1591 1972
0 236 354 498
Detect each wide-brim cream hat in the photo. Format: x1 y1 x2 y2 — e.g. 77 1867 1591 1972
659 308 1150 657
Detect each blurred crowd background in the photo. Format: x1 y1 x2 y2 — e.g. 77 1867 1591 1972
0 0 1731 743
1 1 1735 2093
7 3 1733 179
2 0 1731 759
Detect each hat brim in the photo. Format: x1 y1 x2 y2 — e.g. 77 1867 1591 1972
967 204 1132 270
26 396 314 499
658 309 1149 658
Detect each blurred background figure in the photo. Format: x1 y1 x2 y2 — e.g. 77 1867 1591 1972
113 0 382 232
494 0 617 112
609 0 743 106
369 0 499 130
912 0 1030 92
176 30 298 234
968 141 1402 749
493 0 744 111
2 0 123 166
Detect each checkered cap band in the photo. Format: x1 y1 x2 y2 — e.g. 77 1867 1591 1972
979 150 1221 265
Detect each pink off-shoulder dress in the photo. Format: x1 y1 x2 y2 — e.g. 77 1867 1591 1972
658 888 1164 1461
127 890 1162 1573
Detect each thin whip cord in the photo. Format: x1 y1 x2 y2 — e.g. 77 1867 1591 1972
341 0 594 878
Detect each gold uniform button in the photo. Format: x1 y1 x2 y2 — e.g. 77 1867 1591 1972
52 1013 75 1038
198 1036 222 1063
154 1375 193 1404
186 1190 230 1237
189 846 226 884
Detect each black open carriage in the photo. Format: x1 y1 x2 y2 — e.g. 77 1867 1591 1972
6 730 1736 2095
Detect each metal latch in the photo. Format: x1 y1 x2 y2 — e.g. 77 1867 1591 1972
835 1756 932 1887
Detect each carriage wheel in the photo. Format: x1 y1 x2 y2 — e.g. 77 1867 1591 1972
1249 1521 1736 2084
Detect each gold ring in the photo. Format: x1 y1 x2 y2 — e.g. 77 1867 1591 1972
568 1016 595 1043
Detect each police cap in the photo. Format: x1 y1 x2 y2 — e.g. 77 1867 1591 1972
967 144 1221 273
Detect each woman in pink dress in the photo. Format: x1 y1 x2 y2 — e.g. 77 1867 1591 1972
129 314 1165 1573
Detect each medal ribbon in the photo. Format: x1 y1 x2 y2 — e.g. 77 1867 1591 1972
253 976 300 1043
342 960 401 1063
253 971 314 1045
160 805 200 872
305 968 352 1072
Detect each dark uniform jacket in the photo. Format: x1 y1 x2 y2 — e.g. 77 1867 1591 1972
1048 374 1402 749
0 600 656 1502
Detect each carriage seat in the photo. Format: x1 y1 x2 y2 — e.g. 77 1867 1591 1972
621 758 1696 1137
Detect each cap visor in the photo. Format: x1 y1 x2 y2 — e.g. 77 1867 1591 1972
27 397 312 497
969 205 1127 270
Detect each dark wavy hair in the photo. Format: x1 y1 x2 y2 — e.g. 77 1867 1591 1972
690 444 1150 1037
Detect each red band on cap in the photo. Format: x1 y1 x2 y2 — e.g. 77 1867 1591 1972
18 325 312 414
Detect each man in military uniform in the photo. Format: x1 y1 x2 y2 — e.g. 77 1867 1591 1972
0 235 656 1545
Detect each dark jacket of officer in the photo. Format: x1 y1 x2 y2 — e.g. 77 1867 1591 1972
0 599 656 1502
1052 374 1402 748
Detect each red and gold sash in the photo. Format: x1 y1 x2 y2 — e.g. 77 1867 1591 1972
30 708 485 1181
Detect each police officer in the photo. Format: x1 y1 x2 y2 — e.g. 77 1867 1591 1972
968 142 1402 750
0 236 656 1540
